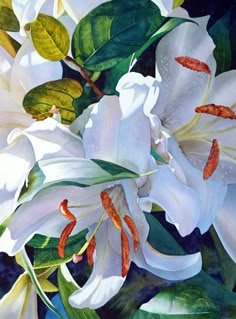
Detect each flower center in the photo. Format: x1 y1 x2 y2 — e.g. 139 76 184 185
57 188 140 278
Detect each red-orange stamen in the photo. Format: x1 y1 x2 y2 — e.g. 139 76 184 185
123 215 140 252
100 191 122 230
203 139 220 180
195 104 236 119
58 221 77 258
121 229 130 277
59 199 77 221
86 236 96 266
175 56 211 74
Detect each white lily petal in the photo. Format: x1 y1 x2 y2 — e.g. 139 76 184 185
69 221 125 309
12 0 47 36
8 118 84 160
61 0 108 23
169 138 227 233
0 184 106 255
10 38 62 104
154 16 216 131
139 163 201 237
83 95 151 174
214 185 236 263
0 47 14 89
180 70 236 183
0 273 38 318
117 72 161 142
0 137 35 224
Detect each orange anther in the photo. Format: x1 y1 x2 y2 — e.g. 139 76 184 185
58 221 77 258
175 56 211 74
195 104 236 119
121 229 130 278
100 191 122 230
123 215 140 251
203 139 220 180
59 199 77 221
86 236 96 266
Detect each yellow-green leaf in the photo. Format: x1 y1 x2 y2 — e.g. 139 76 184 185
38 278 59 293
23 78 83 124
0 0 19 31
30 13 70 61
172 0 185 9
0 30 20 57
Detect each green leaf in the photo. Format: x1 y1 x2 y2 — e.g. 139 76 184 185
19 248 64 319
172 0 185 10
0 0 19 31
209 11 231 75
30 13 70 61
33 230 87 268
72 0 165 71
134 284 220 319
58 264 100 319
0 30 20 57
23 78 83 124
28 229 88 249
18 158 139 206
103 17 191 94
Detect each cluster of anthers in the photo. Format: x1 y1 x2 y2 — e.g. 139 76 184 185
57 191 140 277
175 56 236 180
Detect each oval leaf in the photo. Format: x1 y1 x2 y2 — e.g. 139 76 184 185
23 78 83 124
137 284 220 318
0 0 19 31
72 0 165 71
0 30 20 57
30 13 70 61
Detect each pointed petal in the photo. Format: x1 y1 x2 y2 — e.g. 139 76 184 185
61 0 108 23
0 47 13 89
12 0 47 35
10 38 62 104
0 137 35 224
154 16 216 131
0 273 38 318
133 243 202 280
181 70 236 183
83 95 151 174
0 182 107 255
214 185 236 263
169 137 227 233
151 0 173 16
69 222 125 309
8 118 84 160
139 163 201 237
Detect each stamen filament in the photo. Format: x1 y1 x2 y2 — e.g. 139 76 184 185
58 221 77 258
123 215 140 251
121 229 130 278
77 211 107 256
100 191 122 230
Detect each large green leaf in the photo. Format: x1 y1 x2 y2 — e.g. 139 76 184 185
30 13 70 61
58 264 100 319
209 11 231 75
0 0 19 31
133 284 220 318
103 17 191 95
23 79 83 124
18 158 139 206
72 0 165 71
33 230 87 268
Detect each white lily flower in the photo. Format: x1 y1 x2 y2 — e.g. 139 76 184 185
0 273 38 319
116 16 236 261
0 92 201 309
